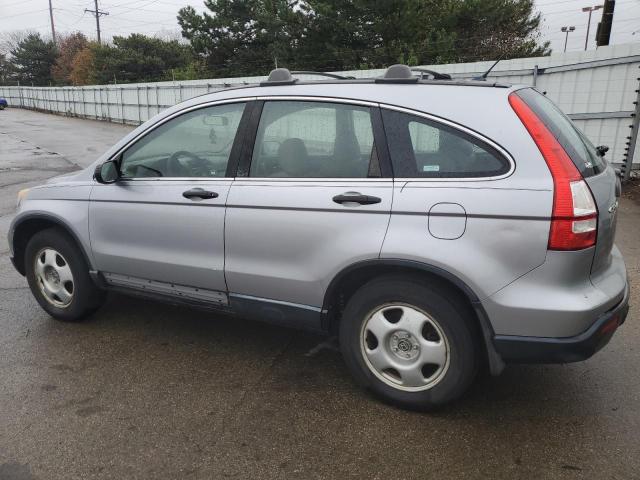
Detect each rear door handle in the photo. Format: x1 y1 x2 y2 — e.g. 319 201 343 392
332 192 381 205
182 188 219 199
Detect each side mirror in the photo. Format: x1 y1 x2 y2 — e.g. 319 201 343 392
596 145 609 157
94 160 120 184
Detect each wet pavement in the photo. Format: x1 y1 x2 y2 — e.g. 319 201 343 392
0 108 639 479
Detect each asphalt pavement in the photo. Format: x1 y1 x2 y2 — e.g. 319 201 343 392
0 108 639 480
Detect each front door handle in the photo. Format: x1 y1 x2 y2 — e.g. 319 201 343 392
182 188 219 199
332 192 381 205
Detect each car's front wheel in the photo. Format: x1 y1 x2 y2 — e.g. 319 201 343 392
25 228 106 321
339 275 479 410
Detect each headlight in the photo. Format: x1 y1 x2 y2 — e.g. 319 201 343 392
16 188 30 208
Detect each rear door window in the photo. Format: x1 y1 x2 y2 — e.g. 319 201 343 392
515 88 606 177
249 101 379 178
381 109 510 178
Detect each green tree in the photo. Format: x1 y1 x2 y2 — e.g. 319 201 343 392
0 53 15 84
178 0 304 77
90 34 193 84
301 0 548 68
179 0 550 76
10 33 57 85
420 0 550 64
52 32 89 85
297 0 439 69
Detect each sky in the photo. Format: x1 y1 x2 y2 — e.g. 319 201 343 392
1 0 639 55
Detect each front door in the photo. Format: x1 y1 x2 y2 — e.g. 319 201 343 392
89 101 248 301
224 99 393 325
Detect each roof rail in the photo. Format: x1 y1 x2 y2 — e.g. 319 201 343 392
290 71 356 80
375 64 419 84
260 68 298 86
411 68 452 80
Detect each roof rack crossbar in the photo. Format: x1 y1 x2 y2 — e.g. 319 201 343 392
290 71 356 80
411 68 452 80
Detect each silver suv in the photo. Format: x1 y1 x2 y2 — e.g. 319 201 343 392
8 66 629 409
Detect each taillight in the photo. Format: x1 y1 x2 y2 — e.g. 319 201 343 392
509 93 597 250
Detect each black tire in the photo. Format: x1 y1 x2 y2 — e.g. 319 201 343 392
24 228 106 321
339 275 479 410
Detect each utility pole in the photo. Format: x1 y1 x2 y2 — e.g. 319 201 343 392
596 0 616 46
85 0 109 44
582 5 603 51
48 0 56 46
561 26 575 52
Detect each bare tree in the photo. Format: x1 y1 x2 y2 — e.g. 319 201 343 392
0 30 41 57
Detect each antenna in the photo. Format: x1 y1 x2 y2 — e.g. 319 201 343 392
473 57 502 81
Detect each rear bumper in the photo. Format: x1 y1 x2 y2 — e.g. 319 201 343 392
493 282 629 364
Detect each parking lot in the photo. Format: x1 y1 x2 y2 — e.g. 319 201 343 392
0 108 639 479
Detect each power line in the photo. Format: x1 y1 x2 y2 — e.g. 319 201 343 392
3 0 39 8
3 8 50 19
108 0 162 16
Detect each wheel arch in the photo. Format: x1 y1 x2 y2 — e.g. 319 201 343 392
321 259 505 375
11 213 94 277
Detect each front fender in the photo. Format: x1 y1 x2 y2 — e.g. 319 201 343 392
9 192 94 275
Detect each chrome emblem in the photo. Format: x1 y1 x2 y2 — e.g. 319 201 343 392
608 200 619 214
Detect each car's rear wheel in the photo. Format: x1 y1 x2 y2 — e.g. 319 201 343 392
25 228 106 321
339 275 478 410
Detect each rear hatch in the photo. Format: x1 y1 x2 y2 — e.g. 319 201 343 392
515 88 620 277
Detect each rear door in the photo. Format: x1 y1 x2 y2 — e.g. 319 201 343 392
224 98 393 322
515 88 620 276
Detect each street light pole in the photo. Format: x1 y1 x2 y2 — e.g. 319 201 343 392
561 26 576 52
582 5 603 51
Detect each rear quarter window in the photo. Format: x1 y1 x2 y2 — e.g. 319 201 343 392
515 88 606 177
382 109 511 179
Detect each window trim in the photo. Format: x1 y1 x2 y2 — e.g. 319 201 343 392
105 97 256 182
102 95 514 182
381 104 515 182
236 96 393 180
